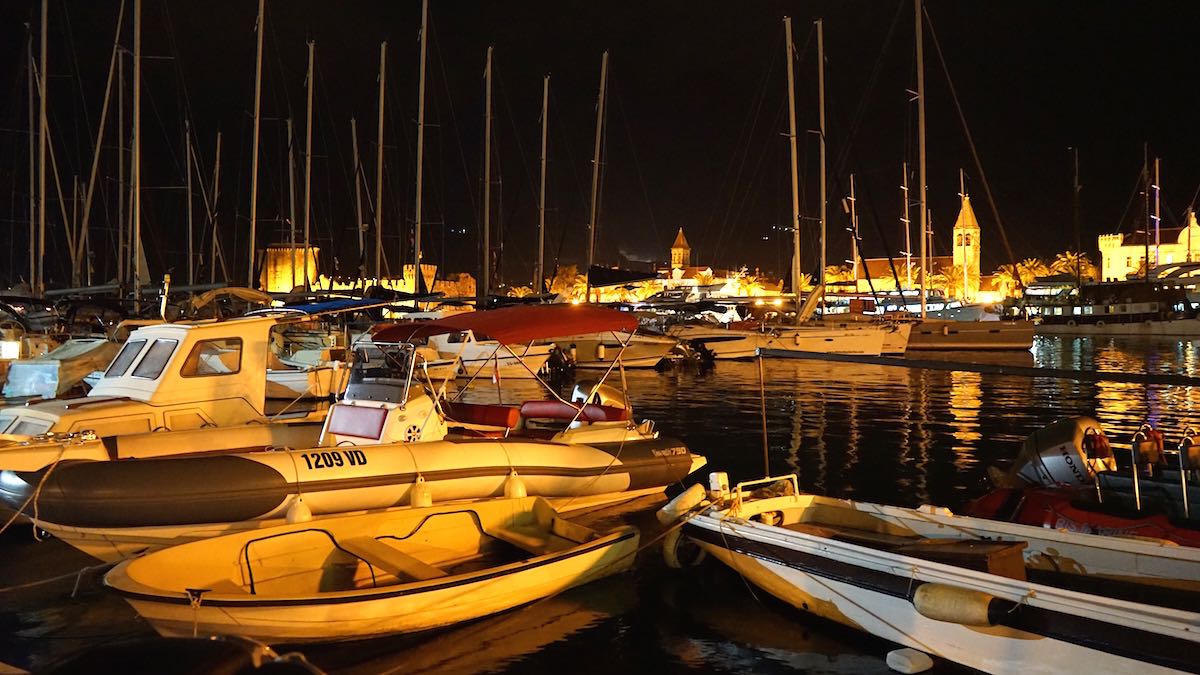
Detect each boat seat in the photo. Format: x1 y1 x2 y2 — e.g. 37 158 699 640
339 536 447 582
784 521 923 550
441 401 521 429
518 400 630 423
488 526 572 555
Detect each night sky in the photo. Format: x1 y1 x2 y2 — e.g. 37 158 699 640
2 1 1199 289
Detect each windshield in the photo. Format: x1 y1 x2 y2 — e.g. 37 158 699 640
346 342 415 404
105 339 147 378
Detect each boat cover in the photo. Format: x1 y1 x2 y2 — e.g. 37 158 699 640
373 304 638 344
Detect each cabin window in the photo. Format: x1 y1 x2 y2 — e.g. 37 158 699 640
104 339 147 378
445 331 468 344
8 418 52 436
131 339 179 379
180 338 243 377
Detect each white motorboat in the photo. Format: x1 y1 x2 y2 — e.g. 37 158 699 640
668 474 1200 673
104 496 639 642
427 329 553 379
904 318 1035 350
553 331 678 368
669 323 885 359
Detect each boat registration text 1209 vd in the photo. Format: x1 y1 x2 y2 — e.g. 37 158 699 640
301 449 369 470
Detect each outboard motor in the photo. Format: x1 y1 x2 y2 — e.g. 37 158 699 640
1010 417 1115 487
571 379 628 411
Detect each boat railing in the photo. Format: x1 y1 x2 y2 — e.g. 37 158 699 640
732 474 800 506
240 528 378 595
375 508 490 545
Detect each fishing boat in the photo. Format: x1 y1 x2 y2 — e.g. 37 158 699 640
966 417 1200 547
104 496 639 642
667 473 1200 673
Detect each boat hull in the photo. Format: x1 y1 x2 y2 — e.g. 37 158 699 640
686 516 1200 674
906 319 1035 350
670 325 885 359
1035 318 1200 336
553 332 677 368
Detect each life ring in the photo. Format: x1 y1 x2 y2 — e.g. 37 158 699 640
1095 320 1106 327
1066 319 1077 327
662 526 707 569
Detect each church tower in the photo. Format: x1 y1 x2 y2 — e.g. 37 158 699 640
670 227 692 269
951 178 981 301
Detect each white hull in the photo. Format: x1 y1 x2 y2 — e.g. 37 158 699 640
671 325 884 359
906 319 1035 350
554 332 677 368
1036 319 1200 337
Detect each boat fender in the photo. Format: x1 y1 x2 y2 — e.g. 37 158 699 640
504 470 527 499
912 583 1002 627
410 476 433 508
596 344 606 360
656 483 706 525
886 648 934 674
662 526 707 569
285 496 313 524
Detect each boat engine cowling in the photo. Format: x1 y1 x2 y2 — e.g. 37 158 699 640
571 380 628 411
1010 416 1116 487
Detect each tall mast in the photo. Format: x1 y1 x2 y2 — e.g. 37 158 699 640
247 0 265 287
413 0 429 292
1142 143 1150 280
117 50 125 287
915 0 928 318
210 131 222 283
286 118 296 261
374 42 386 280
816 18 827 314
1072 147 1081 285
480 45 493 304
185 119 194 284
132 0 142 301
26 30 36 292
80 0 125 289
302 40 314 291
536 74 549 292
37 0 47 295
585 51 609 303
783 17 802 324
958 167 966 299
902 161 912 289
848 173 859 284
1153 157 1161 270
351 117 364 272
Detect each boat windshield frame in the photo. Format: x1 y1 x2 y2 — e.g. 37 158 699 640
345 341 417 405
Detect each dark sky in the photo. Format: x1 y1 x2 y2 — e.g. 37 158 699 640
2 1 1199 289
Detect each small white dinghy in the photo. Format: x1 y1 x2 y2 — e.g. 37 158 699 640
104 496 638 643
668 474 1200 674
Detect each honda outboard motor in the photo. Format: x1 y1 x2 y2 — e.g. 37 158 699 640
1010 416 1116 487
571 379 629 411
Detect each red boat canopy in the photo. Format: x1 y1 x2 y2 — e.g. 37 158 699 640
371 304 638 344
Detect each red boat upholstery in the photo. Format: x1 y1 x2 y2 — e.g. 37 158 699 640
441 401 521 429
518 399 630 423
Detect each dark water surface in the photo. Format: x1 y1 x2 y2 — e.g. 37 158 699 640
2 335 1198 673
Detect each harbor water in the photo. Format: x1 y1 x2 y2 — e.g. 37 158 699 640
2 335 1198 673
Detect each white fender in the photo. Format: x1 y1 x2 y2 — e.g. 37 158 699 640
662 526 707 569
285 496 312 524
656 483 706 525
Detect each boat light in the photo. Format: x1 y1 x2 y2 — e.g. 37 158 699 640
0 340 20 360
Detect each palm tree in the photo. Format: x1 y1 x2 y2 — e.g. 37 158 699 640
694 270 715 287
1050 250 1098 281
1018 257 1050 285
506 286 534 298
993 264 1022 298
796 273 814 293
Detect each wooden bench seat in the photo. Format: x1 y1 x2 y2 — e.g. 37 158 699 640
489 526 573 555
339 536 447 581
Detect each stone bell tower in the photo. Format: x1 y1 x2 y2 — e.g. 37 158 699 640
952 187 981 301
670 227 691 269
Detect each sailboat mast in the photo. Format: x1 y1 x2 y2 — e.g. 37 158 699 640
536 74 549 292
132 0 141 301
351 118 363 272
287 118 296 261
1072 147 1081 286
414 0 429 292
248 0 264 287
958 168 966 299
783 17 802 324
1153 157 1161 269
185 119 194 284
481 45 493 304
302 40 314 291
37 0 47 295
1142 143 1149 280
210 131 222 283
585 50 608 303
817 18 827 313
80 0 125 289
117 51 125 287
26 31 35 292
848 173 859 283
375 41 386 280
915 0 928 319
902 162 912 289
